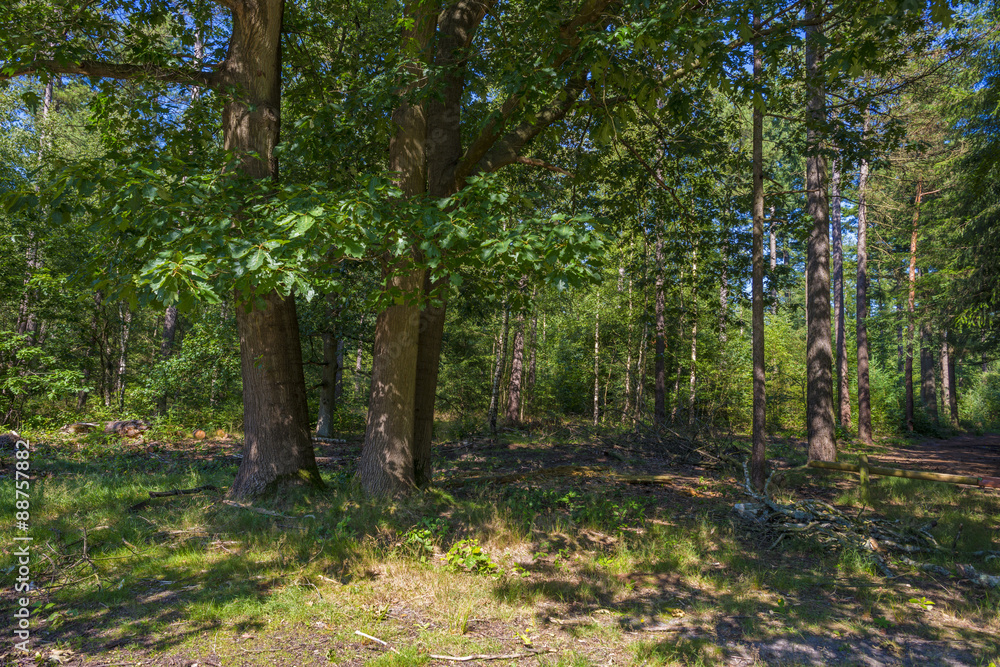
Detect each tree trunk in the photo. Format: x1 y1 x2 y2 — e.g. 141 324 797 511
769 213 778 313
719 229 728 344
506 312 525 424
804 2 836 462
231 291 323 497
687 247 697 425
226 0 323 499
156 305 178 415
920 322 938 423
831 158 852 428
751 17 767 490
654 233 667 426
634 321 648 425
947 339 959 423
528 311 537 388
624 275 633 420
358 2 435 496
593 305 600 426
116 304 131 413
488 304 510 436
354 313 366 397
940 330 954 426
856 152 873 444
316 330 340 437
905 179 922 431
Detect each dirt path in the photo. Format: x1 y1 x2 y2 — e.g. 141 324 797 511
874 434 1000 481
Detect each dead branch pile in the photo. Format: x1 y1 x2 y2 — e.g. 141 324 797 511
735 462 1000 589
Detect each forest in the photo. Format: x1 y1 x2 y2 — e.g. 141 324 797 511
2 0 1000 665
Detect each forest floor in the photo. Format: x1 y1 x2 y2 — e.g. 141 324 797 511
1 423 999 667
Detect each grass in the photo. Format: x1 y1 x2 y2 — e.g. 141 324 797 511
3 427 1000 666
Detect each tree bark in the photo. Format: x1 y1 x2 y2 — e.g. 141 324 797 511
769 213 778 312
947 337 959 423
506 312 525 424
231 291 323 497
906 179 922 431
856 152 873 444
751 16 767 490
528 310 537 388
804 1 836 461
624 273 633 420
116 304 131 413
654 233 667 426
156 305 178 415
940 330 954 426
687 247 697 426
488 304 510 436
359 1 435 496
316 330 340 438
920 322 938 423
593 305 600 426
831 158 851 428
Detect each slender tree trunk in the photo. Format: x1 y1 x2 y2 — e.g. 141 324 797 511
719 229 729 345
751 18 767 490
624 275 633 421
593 305 600 426
317 331 340 438
358 2 435 496
654 233 667 426
947 340 959 423
940 330 954 426
920 322 938 423
528 311 537 388
488 305 510 436
156 305 178 415
116 304 131 413
831 158 851 428
224 0 323 499
769 213 778 313
634 321 648 425
506 313 525 424
687 247 697 426
354 313 366 397
856 152 873 444
906 179 922 431
804 2 836 461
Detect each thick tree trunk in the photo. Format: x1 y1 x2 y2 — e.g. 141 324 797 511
316 331 340 437
654 233 667 426
226 0 323 499
920 322 938 423
856 153 873 444
751 20 767 491
488 305 510 436
359 1 435 496
413 287 445 487
506 313 525 424
905 179 922 431
804 3 836 462
831 159 851 428
231 292 323 497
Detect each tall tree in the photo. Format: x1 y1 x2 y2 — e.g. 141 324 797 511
804 0 836 461
750 7 767 491
856 151 874 443
831 159 852 428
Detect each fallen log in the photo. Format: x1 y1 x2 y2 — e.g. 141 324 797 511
807 459 1000 489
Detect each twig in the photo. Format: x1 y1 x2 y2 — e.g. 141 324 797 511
355 630 400 653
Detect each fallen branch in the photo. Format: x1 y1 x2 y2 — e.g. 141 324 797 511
429 649 555 662
222 500 307 520
149 484 220 498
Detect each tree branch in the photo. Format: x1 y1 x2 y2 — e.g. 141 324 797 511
2 60 221 89
513 156 574 177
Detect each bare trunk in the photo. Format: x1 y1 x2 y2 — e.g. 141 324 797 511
719 231 728 344
116 304 131 413
947 339 959 423
156 305 178 415
906 179 922 431
634 321 648 425
805 3 836 461
920 322 938 423
769 213 778 312
623 276 633 420
832 159 851 428
354 313 366 396
940 331 954 426
506 313 525 424
751 19 767 490
528 311 537 388
654 233 667 426
856 152 873 443
488 305 510 436
593 306 600 426
687 247 697 425
316 331 340 438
